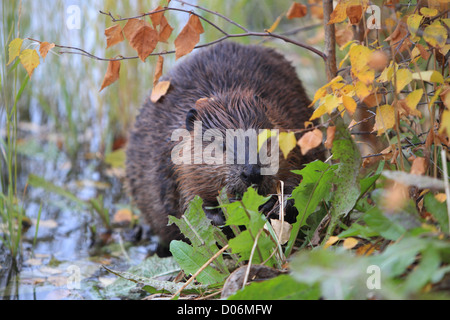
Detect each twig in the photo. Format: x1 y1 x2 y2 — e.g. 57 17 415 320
243 229 264 289
171 244 229 299
30 3 327 63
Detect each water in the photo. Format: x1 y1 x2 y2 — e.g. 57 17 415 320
0 0 324 300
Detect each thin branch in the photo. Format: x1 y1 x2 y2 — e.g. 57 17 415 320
29 3 327 63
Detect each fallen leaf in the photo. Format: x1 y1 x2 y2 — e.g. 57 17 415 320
151 80 171 103
105 24 124 49
356 243 376 256
298 129 323 155
129 25 159 62
324 236 340 249
113 208 134 224
19 49 40 78
39 42 55 61
100 60 121 92
411 157 428 175
343 237 358 249
7 38 23 65
174 15 204 60
324 126 336 149
435 193 446 203
286 2 308 19
153 55 164 87
279 132 297 159
270 219 292 245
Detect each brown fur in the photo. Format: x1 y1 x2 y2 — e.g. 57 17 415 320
126 42 324 256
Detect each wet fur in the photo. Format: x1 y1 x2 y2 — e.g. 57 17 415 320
126 42 323 256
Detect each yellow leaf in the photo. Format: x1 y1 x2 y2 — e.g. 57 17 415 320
341 84 355 97
324 236 340 249
343 237 358 249
377 62 396 83
439 110 450 135
407 14 423 41
7 38 23 65
395 68 412 93
423 21 448 48
258 129 274 152
310 104 328 121
342 96 357 115
405 89 423 111
375 104 396 135
279 132 297 159
19 49 40 78
328 0 348 25
412 70 444 84
354 81 372 101
267 15 282 33
435 193 447 203
322 94 341 114
349 44 372 73
420 7 438 18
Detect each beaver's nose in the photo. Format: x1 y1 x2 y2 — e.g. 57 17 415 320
240 164 262 185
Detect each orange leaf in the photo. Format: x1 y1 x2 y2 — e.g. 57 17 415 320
410 157 427 175
39 42 55 61
342 95 357 115
286 3 307 19
123 19 151 40
130 25 159 62
100 60 121 92
159 16 174 43
153 55 164 87
328 0 348 25
151 80 171 103
324 126 336 149
149 6 165 27
346 5 362 25
385 19 411 53
297 129 323 155
174 15 204 60
105 24 124 49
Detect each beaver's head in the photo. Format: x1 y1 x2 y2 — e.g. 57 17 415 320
172 91 299 224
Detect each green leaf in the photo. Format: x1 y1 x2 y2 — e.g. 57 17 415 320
227 275 320 300
424 193 449 233
286 160 335 256
170 240 227 285
363 206 406 241
324 116 361 243
104 148 126 169
169 196 228 274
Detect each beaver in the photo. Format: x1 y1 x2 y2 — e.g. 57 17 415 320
126 42 324 256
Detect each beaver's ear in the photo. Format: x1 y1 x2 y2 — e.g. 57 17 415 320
186 109 198 132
